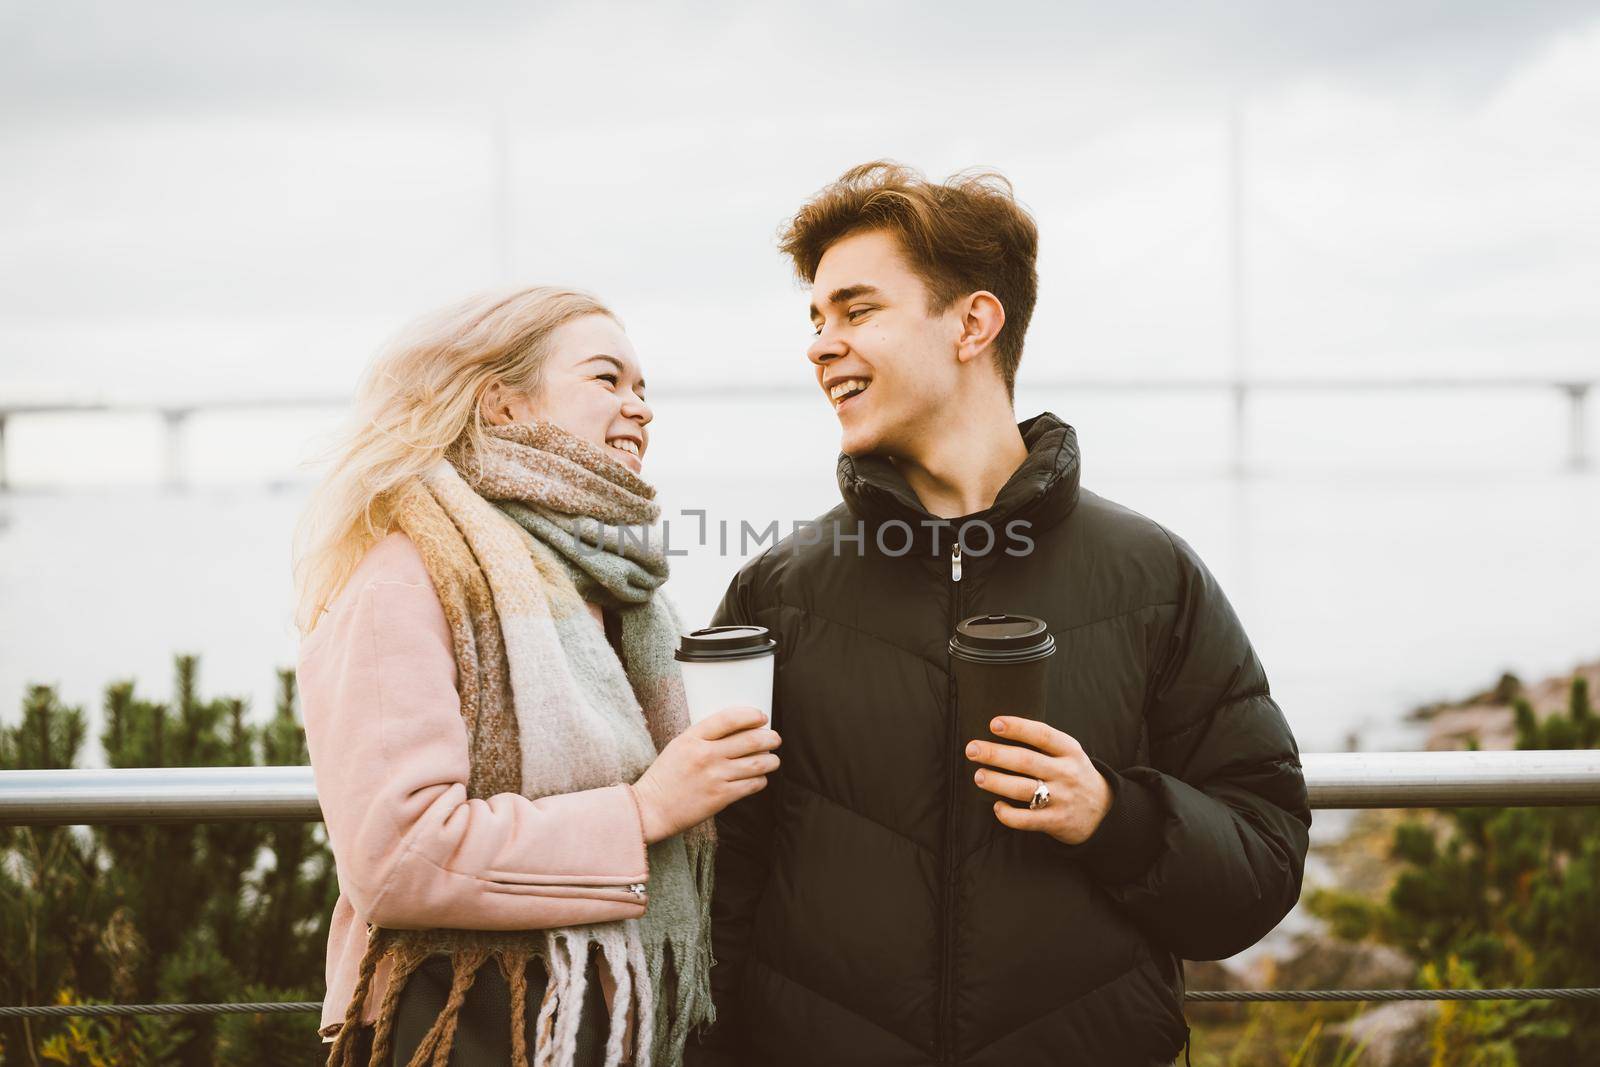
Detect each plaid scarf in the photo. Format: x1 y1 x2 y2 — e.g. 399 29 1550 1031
326 420 713 1067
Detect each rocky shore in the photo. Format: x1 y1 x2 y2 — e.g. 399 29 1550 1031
1187 659 1600 1066
1411 660 1600 751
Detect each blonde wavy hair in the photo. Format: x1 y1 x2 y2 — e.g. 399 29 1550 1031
292 286 616 635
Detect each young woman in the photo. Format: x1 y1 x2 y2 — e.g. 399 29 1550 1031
292 287 780 1067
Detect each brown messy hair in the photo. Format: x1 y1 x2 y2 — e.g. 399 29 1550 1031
779 160 1039 399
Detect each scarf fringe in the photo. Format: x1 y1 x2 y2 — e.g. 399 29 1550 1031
325 928 385 1067
326 920 719 1067
373 947 428 1066
545 933 584 1066
407 947 490 1067
495 946 534 1067
598 930 635 1067
626 924 654 1067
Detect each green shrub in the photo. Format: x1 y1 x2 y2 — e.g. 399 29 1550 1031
0 658 337 1066
1311 677 1600 1065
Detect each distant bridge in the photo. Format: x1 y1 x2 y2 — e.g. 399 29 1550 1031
0 375 1592 490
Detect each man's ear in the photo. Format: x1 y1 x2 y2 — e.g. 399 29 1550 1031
954 291 1006 366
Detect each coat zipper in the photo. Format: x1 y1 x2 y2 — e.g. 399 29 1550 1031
481 874 648 901
940 539 963 1065
363 883 643 940
522 881 648 901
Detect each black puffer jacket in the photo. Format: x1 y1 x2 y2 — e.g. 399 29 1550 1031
690 413 1310 1067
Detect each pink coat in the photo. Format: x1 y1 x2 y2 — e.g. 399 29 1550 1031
298 532 651 1040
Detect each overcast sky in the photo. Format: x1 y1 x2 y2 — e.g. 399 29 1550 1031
3 0 1599 405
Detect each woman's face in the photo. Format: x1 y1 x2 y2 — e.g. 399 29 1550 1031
482 313 652 474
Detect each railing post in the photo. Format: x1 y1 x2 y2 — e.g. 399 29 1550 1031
1230 381 1249 476
161 408 190 491
1564 383 1591 473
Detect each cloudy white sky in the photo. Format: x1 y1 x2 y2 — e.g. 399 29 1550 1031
4 3 1600 727
3 0 1599 406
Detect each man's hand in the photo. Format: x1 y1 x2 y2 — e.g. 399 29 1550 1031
965 716 1112 845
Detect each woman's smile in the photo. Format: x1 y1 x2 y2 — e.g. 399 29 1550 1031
605 433 645 472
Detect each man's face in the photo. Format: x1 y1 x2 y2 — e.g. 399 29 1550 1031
806 230 962 457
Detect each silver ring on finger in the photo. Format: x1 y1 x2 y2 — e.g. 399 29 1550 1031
1029 780 1051 810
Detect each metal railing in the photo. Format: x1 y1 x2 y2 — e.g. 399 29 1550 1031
4 750 1600 826
1 375 1593 489
2 750 1599 1020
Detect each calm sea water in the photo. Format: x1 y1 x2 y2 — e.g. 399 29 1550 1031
3 393 1598 766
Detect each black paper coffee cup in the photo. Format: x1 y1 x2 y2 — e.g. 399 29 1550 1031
949 614 1055 824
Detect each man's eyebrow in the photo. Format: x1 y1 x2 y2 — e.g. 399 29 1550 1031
808 284 881 322
582 354 645 391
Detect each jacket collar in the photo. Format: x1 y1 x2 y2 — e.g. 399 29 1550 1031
836 412 1082 556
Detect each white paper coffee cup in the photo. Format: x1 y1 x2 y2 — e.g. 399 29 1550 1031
675 625 778 726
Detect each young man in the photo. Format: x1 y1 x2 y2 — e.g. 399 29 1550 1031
689 162 1311 1067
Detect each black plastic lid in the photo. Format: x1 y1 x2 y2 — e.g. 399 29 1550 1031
948 613 1055 663
675 625 777 663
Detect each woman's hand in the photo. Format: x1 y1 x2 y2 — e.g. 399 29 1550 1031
631 706 781 844
965 716 1112 845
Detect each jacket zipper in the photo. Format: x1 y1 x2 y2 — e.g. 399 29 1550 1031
363 883 646 945
521 881 648 901
482 875 648 901
940 539 963 1065
366 882 645 938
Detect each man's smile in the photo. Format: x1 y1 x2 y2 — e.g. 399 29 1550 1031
824 375 872 413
